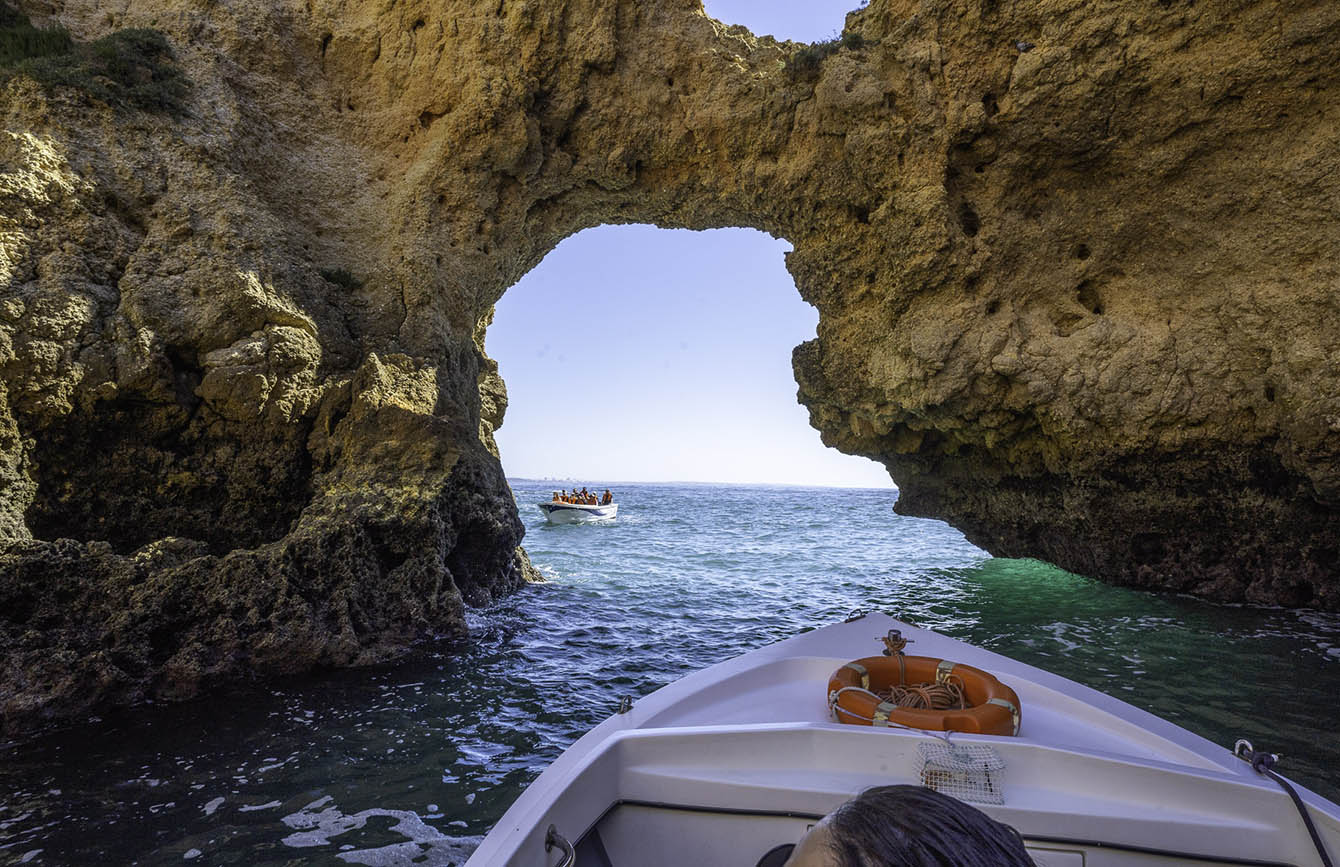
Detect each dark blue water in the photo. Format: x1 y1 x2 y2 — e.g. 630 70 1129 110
1 482 1337 865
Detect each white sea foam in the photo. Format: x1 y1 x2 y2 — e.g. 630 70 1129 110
238 801 281 812
279 797 481 865
336 837 483 866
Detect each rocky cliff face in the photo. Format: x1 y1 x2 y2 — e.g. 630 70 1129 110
2 0 1337 730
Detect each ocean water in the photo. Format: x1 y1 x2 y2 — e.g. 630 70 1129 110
2 481 1338 865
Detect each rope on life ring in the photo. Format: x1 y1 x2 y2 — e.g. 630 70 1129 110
827 633 1022 737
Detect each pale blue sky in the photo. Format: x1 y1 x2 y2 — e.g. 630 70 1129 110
700 0 853 42
489 2 891 489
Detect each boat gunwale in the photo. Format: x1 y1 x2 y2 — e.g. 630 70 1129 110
464 613 1340 866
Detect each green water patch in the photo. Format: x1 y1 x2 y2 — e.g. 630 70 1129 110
0 3 188 113
926 558 1339 799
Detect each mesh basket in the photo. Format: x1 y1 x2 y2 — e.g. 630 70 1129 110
917 742 1006 805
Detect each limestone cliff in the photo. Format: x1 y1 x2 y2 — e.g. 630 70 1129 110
1 0 1337 731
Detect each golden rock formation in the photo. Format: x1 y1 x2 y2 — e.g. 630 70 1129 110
1 0 1337 729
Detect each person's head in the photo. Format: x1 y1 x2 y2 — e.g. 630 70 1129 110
783 785 1035 867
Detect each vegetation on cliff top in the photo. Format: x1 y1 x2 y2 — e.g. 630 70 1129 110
0 2 188 114
787 29 869 78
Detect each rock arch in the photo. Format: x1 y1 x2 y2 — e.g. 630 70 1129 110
2 0 1338 730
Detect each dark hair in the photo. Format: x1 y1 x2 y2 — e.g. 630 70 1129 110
824 785 1035 866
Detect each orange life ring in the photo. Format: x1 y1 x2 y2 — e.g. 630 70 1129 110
827 655 1021 736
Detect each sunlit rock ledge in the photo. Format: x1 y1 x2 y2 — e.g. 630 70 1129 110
2 0 1338 730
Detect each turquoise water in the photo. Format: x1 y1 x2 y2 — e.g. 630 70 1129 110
2 481 1338 865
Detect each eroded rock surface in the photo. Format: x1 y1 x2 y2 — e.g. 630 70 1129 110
1 0 1338 730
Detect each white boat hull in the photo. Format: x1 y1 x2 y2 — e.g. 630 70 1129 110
467 613 1340 867
538 502 618 524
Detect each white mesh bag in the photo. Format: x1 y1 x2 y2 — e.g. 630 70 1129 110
917 742 1006 805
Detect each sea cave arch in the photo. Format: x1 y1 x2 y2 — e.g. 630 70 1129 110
480 223 893 491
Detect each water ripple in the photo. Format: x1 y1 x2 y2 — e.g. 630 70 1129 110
1 481 1337 864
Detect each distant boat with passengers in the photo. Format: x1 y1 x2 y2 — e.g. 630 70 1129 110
538 486 618 524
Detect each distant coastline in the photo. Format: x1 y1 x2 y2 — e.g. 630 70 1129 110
507 477 899 492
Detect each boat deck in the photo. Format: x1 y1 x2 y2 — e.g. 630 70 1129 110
467 614 1340 867
634 616 1233 773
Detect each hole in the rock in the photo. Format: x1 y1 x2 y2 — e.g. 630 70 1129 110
1076 280 1103 315
1073 242 1091 260
1264 384 1276 403
699 1 846 41
982 93 999 117
957 202 980 237
165 345 204 409
985 299 1000 315
486 225 892 489
696 1 841 42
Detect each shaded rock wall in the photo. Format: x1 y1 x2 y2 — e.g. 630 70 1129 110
2 0 1338 730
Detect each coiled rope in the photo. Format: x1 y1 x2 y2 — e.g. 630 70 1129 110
828 687 955 742
879 677 967 711
878 629 967 711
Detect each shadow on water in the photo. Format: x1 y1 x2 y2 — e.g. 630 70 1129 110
2 481 1338 864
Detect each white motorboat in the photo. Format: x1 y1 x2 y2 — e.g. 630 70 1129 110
538 500 618 524
466 612 1339 866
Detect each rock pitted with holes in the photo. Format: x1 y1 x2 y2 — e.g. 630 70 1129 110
1 0 1338 730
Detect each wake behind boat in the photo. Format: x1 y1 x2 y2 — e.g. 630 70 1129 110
466 612 1339 866
538 500 618 524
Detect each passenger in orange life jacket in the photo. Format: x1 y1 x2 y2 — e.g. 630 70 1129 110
601 489 612 506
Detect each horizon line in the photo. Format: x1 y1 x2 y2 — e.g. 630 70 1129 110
506 476 898 492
